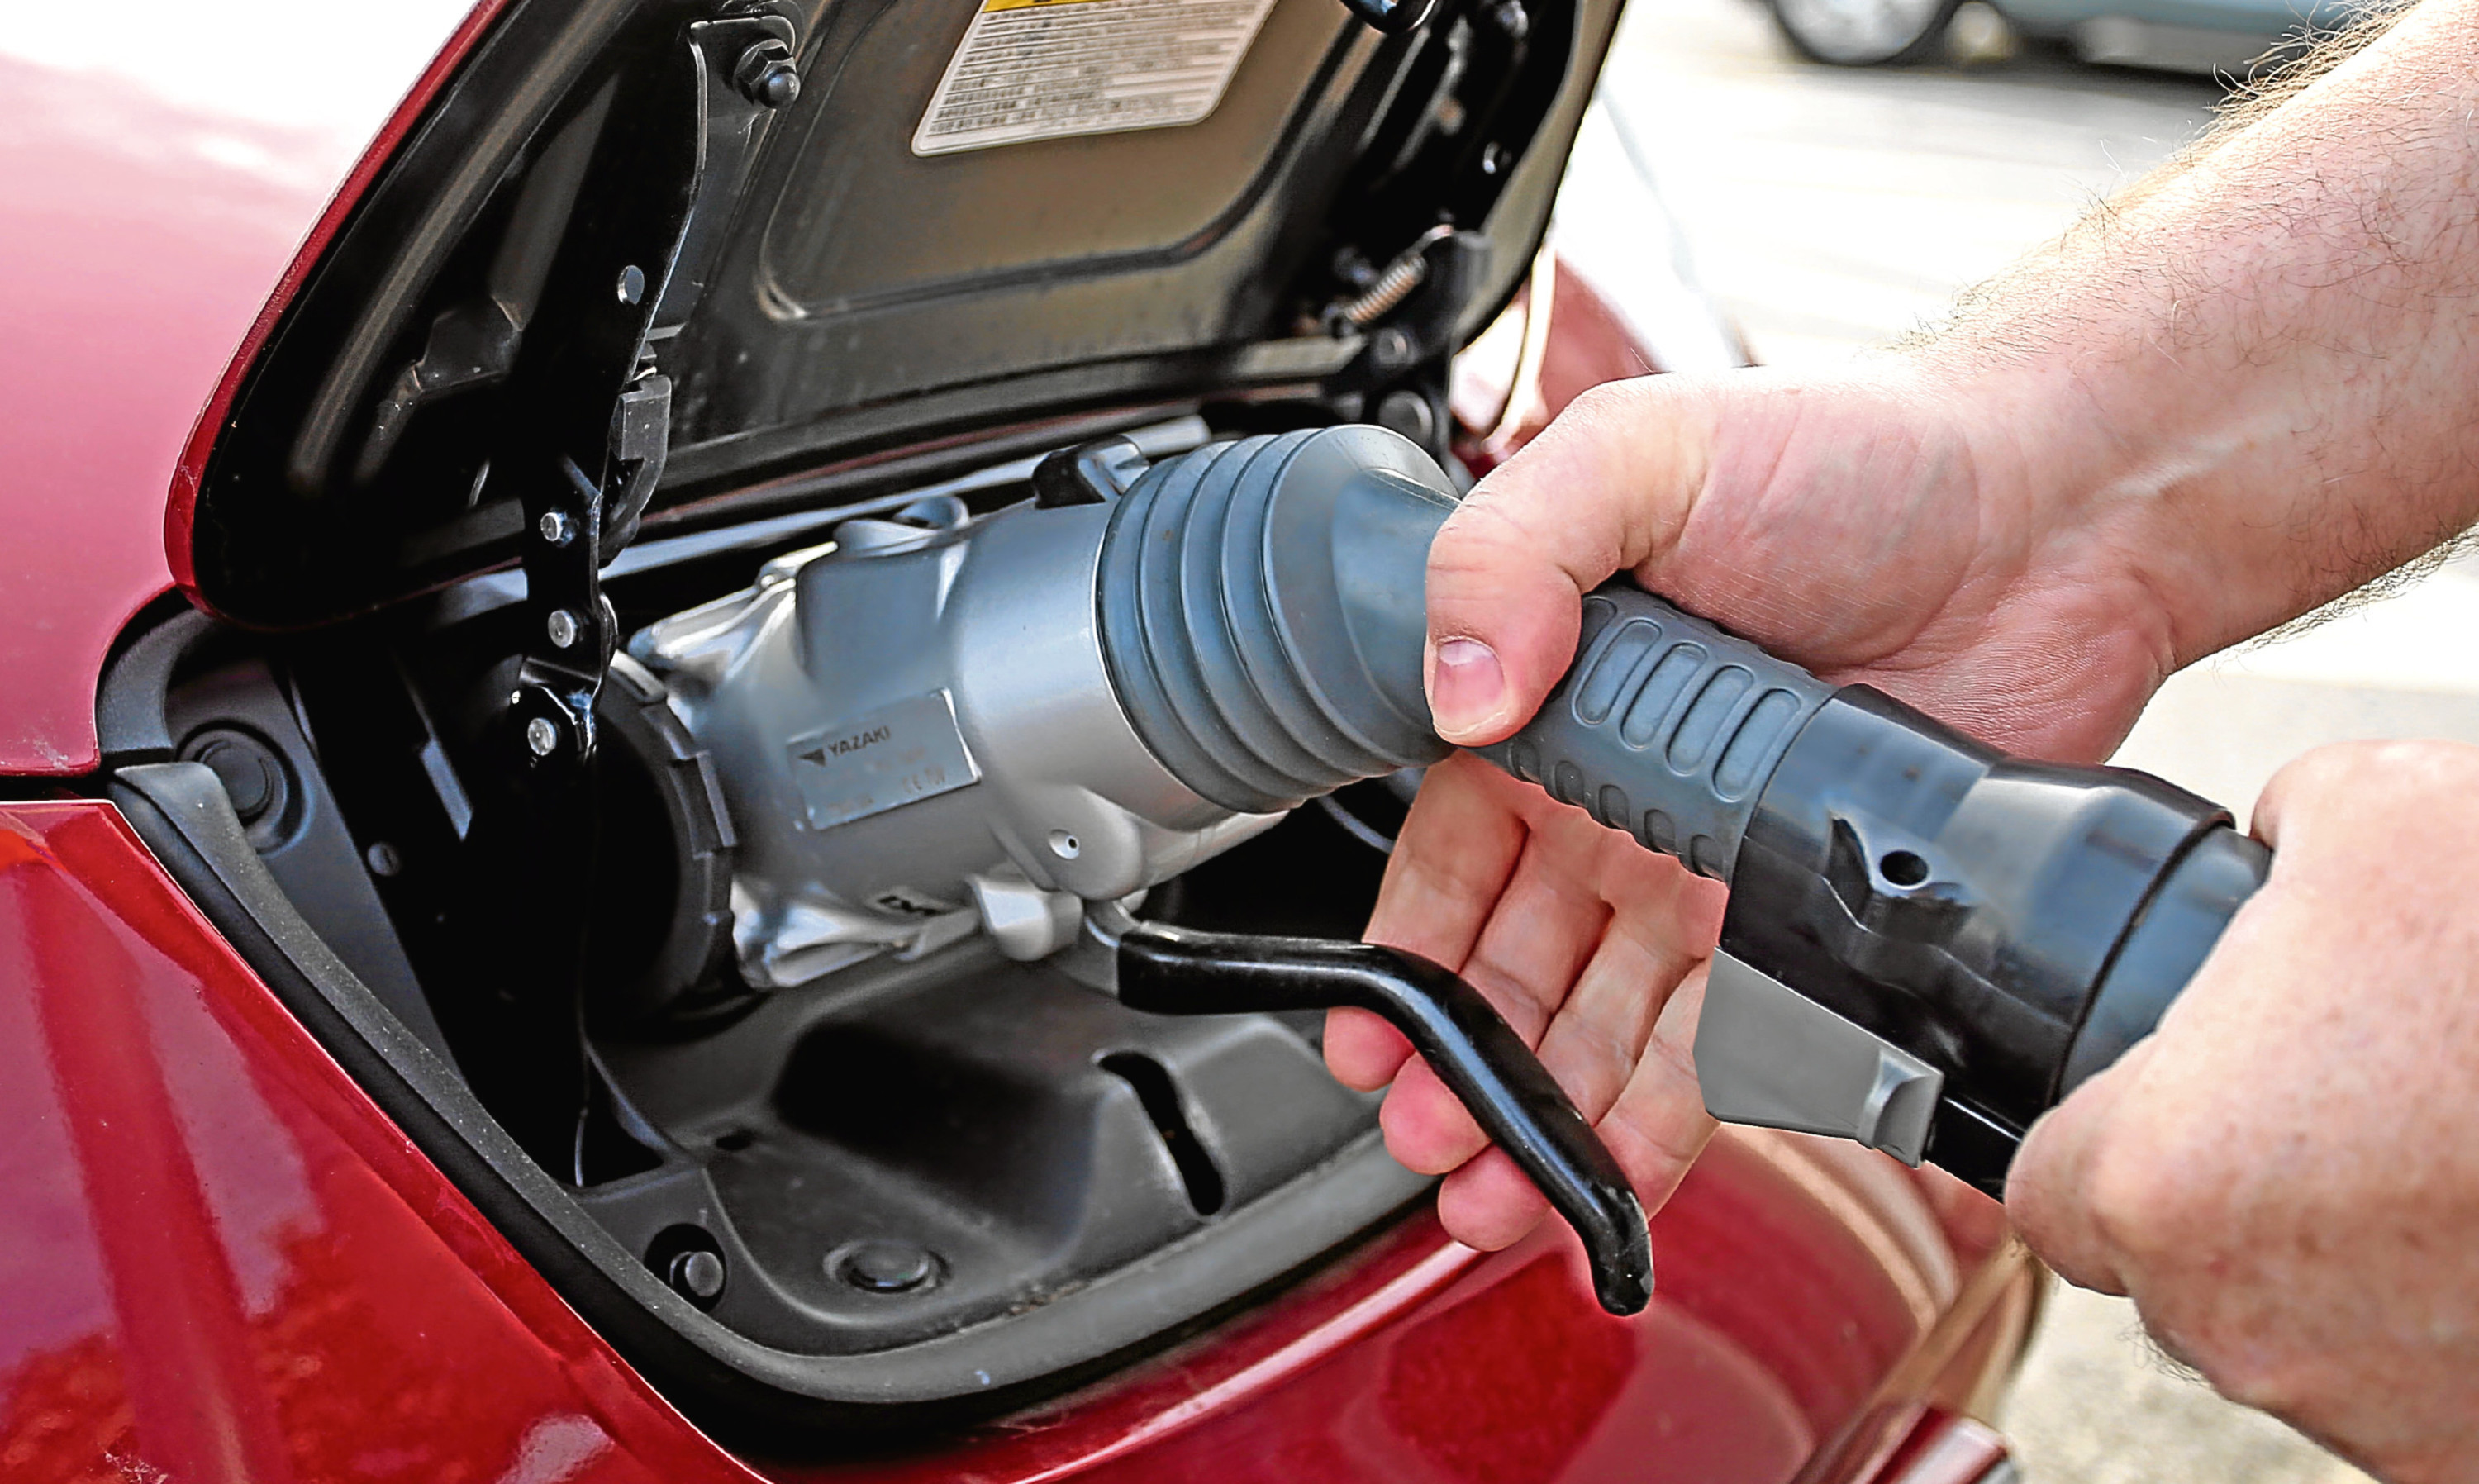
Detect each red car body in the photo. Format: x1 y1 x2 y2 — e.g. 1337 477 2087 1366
0 5 2038 1481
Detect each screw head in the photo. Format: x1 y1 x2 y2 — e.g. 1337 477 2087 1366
1370 326 1416 369
1376 388 1436 445
364 841 402 878
735 40 801 108
545 608 582 649
616 264 645 305
669 1249 726 1302
537 510 575 545
525 716 560 758
832 1240 939 1295
183 729 284 825
753 59 799 107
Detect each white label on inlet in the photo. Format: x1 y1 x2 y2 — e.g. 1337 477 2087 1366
787 690 982 830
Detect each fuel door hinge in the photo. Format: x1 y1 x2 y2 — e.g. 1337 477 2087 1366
479 5 801 1174
504 4 802 771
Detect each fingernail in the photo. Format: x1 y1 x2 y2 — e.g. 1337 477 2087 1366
1430 637 1506 740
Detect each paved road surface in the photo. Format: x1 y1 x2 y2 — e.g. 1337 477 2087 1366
1596 0 2222 362
1574 2 2463 1478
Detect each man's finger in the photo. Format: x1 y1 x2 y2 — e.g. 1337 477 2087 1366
1434 959 1719 1253
1332 757 1534 1092
2007 1041 2148 1297
1434 1147 1549 1250
1363 756 1534 968
1323 1008 1412 1094
1401 909 1673 1190
1537 828 1722 1078
1424 378 1711 744
1587 962 1719 1222
2248 740 2385 849
1528 872 1711 1134
1377 818 1616 1173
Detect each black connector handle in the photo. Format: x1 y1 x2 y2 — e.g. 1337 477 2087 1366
1481 583 2270 1191
1117 923 1653 1316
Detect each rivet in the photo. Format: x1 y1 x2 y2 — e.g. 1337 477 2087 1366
832 1240 940 1295
546 608 582 649
616 264 645 305
183 729 284 825
669 1249 726 1302
538 510 575 545
526 716 560 757
1376 388 1437 444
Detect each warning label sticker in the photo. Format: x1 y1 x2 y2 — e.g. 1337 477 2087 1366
912 0 1278 157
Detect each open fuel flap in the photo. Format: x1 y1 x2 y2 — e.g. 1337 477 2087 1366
117 0 1625 1444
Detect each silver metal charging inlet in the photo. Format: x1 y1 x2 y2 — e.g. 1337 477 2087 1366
631 490 1280 992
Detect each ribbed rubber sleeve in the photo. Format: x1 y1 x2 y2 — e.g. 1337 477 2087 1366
1095 426 1461 814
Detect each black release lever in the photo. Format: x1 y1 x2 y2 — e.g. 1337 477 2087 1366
1117 923 1653 1316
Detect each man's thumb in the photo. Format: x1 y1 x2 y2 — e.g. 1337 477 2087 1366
1422 502 1590 744
1421 380 1710 746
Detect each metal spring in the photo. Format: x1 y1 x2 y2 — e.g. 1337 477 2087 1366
1335 226 1455 327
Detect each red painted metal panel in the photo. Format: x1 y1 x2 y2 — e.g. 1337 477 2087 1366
0 3 495 776
0 60 307 773
803 1244 1817 1484
0 802 743 1482
0 797 2015 1484
753 1141 1964 1484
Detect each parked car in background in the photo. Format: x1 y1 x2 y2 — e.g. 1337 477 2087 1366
1769 0 2363 71
0 2 2040 1480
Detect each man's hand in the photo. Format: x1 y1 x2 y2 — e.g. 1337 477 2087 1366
1319 4 2479 1472
1335 750 1726 1248
1332 0 2479 1265
2010 740 2479 1482
1327 362 2191 1250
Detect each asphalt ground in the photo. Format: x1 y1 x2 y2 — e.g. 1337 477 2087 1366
1576 1 2473 1477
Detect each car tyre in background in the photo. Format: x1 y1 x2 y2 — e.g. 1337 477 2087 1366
1769 0 1963 64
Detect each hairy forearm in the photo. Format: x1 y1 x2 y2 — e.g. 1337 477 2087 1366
1922 0 2479 663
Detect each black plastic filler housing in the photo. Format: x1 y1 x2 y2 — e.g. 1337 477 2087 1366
98 541 1429 1447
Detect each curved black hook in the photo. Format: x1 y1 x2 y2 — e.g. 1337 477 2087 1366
1116 924 1653 1316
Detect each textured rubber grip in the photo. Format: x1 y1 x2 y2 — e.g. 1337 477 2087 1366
1472 585 1839 881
